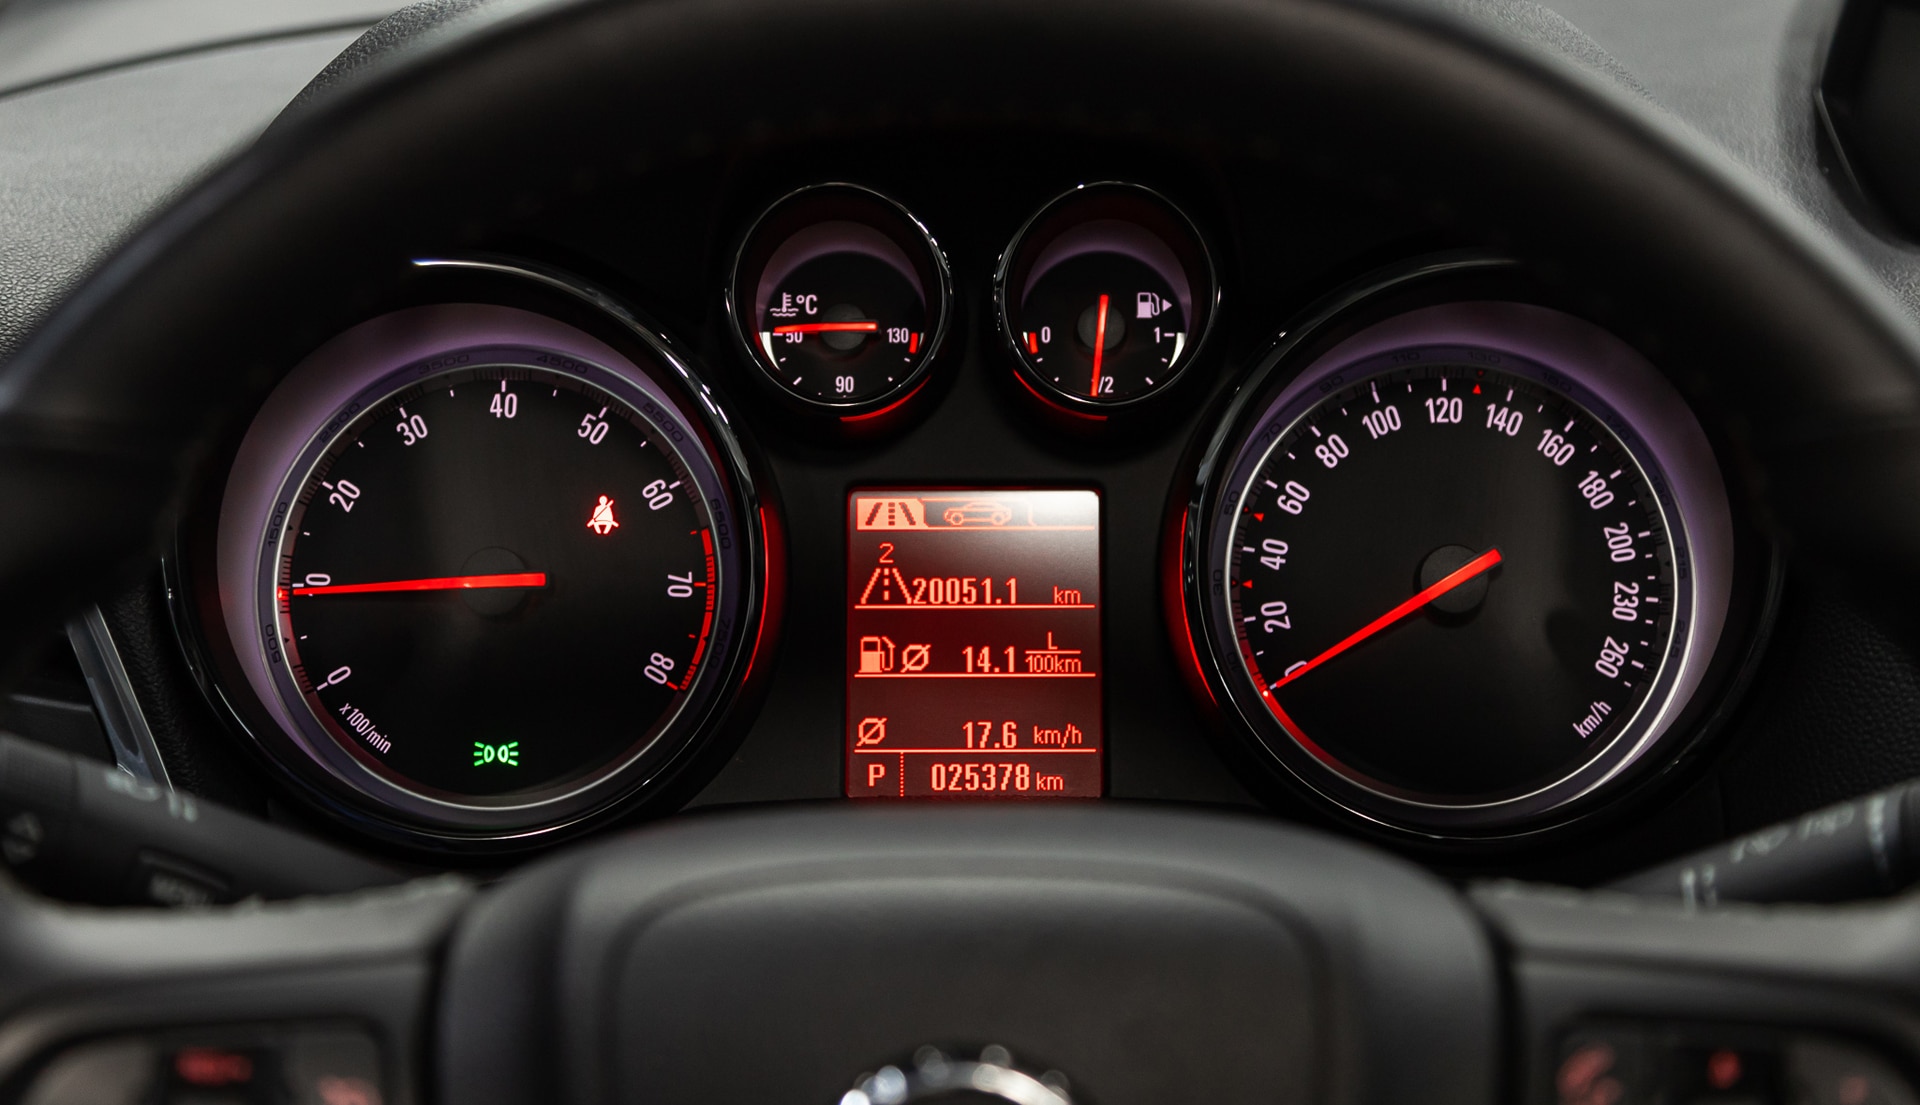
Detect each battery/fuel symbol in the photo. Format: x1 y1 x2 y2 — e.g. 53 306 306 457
859 636 895 673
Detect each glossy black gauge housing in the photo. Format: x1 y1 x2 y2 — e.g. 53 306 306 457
1186 298 1735 836
997 183 1216 413
728 184 953 417
212 295 762 842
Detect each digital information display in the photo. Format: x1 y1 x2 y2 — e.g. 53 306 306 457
847 489 1102 799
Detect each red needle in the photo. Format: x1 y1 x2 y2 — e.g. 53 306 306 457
1089 293 1110 397
1272 547 1503 689
290 572 547 597
771 321 878 334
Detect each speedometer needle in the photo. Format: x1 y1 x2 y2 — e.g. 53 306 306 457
1272 547 1502 689
290 572 547 596
1089 293 1110 398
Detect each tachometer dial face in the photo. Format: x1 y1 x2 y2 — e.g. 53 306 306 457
1192 313 1731 834
730 184 951 414
259 343 744 829
997 183 1215 411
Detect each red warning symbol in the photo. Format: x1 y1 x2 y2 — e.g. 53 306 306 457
587 495 619 536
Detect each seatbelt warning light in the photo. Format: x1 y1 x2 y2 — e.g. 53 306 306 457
587 495 619 535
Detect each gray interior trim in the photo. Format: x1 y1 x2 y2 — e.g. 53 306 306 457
0 0 393 99
65 607 170 789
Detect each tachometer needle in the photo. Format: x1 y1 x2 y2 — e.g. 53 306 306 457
771 321 878 334
290 572 547 597
1272 547 1502 689
1089 293 1110 397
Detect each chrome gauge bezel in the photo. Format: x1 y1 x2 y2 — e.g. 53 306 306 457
724 182 954 418
206 285 763 843
1185 295 1736 836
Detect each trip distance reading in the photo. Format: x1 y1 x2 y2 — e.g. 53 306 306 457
894 574 1019 605
857 564 1092 608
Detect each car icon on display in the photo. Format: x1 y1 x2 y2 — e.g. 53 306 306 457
942 500 1013 527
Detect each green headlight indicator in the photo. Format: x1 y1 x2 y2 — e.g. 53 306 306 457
474 741 520 767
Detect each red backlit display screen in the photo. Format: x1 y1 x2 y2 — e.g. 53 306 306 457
847 489 1102 798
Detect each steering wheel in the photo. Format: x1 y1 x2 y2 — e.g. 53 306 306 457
6 0 1920 1101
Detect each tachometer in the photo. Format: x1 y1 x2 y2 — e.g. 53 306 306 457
273 357 717 799
212 291 762 841
1186 298 1735 834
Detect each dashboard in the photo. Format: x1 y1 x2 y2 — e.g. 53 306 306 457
17 1 1920 1102
2 0 1917 884
146 136 1782 866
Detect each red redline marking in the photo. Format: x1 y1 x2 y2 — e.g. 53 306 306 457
1272 547 1503 690
291 572 546 596
1026 331 1039 355
909 332 921 354
1089 293 1110 397
772 321 878 334
679 529 718 690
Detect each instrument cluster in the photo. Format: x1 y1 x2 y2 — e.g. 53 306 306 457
172 174 1772 856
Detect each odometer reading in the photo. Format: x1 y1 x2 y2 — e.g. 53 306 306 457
1218 354 1680 803
846 490 1102 798
272 357 721 800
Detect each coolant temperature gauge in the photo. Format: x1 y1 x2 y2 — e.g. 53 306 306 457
997 183 1217 412
729 184 952 416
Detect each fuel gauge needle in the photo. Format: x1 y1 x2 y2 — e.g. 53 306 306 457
1272 547 1502 689
1089 293 1110 397
290 572 547 597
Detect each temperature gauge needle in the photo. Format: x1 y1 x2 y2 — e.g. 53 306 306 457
771 321 879 334
290 572 547 597
1272 547 1502 689
1089 293 1110 397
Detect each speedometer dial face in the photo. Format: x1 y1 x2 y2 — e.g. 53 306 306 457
257 341 747 831
1192 315 1727 832
1225 358 1676 800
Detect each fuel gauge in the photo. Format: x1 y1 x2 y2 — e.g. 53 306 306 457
997 183 1217 413
729 184 952 416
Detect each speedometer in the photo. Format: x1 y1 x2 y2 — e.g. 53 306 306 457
1186 296 1737 834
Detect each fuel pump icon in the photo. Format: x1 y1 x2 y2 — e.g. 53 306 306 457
1136 291 1170 318
858 636 895 673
